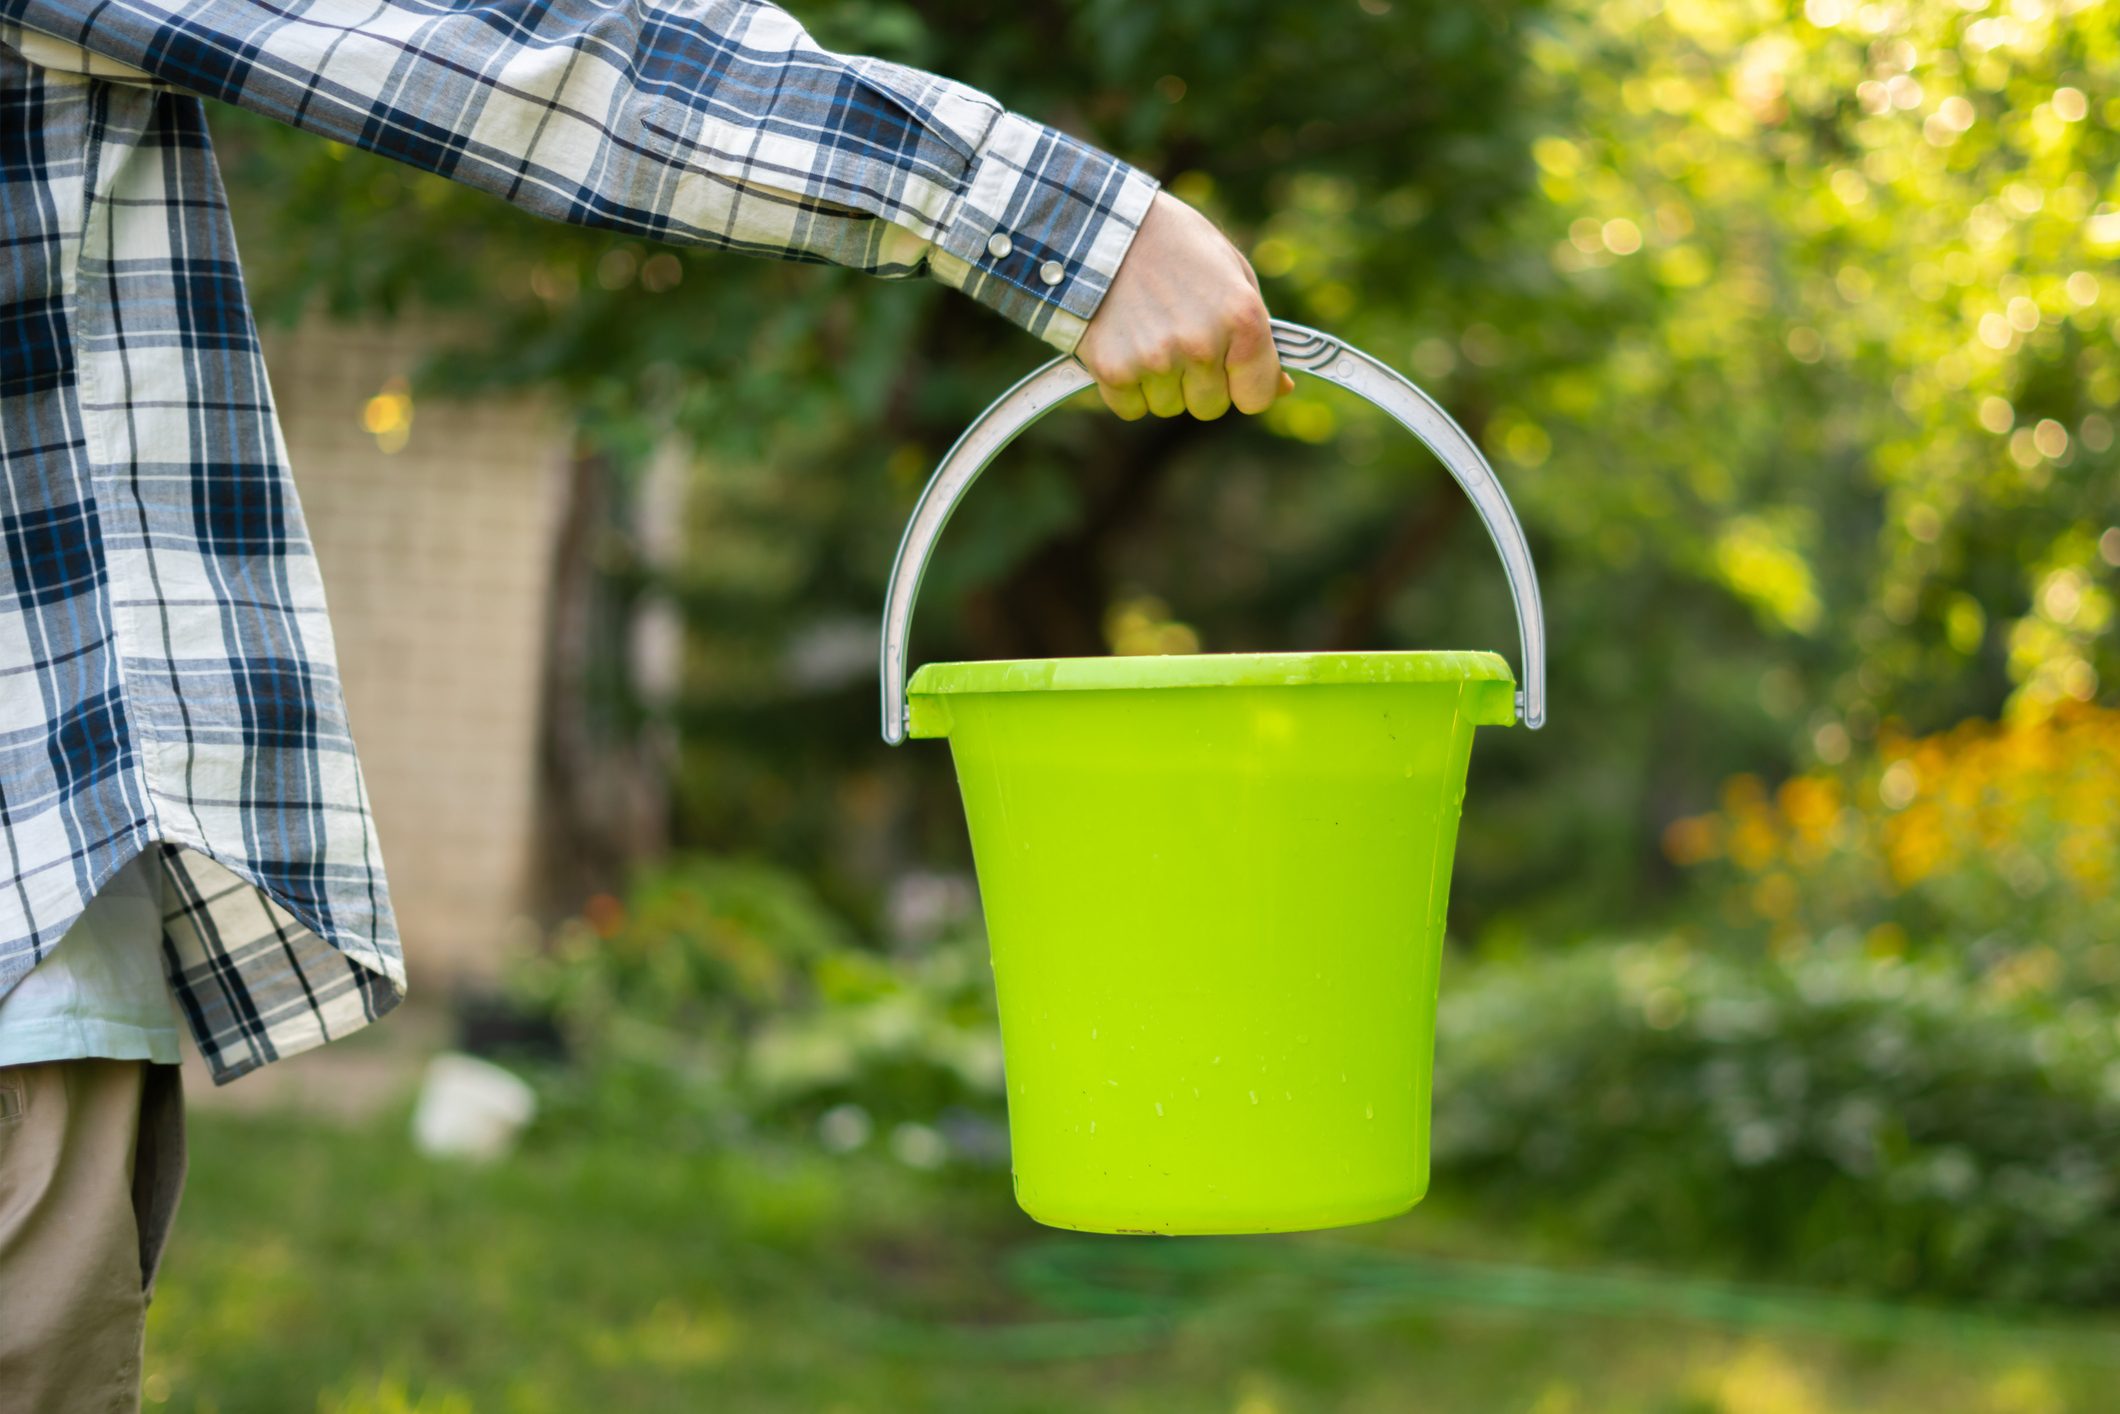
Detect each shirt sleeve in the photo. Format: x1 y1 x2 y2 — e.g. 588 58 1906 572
0 0 1160 355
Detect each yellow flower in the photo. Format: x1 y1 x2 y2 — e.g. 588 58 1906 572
1676 705 2120 942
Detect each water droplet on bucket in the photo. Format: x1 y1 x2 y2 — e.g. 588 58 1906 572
1154 1102 1164 1117
1366 1104 1375 1120
1249 1091 1259 1105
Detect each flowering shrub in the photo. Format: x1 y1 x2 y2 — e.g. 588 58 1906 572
1662 705 2120 993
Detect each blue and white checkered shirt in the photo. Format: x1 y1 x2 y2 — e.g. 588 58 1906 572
0 0 1159 1082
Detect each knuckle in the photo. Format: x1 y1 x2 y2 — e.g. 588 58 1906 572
1226 296 1268 330
1224 313 1269 355
1086 354 1131 386
1174 331 1222 364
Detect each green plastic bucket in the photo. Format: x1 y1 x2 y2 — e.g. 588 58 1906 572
880 322 1546 1235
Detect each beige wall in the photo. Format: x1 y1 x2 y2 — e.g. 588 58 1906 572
262 321 568 986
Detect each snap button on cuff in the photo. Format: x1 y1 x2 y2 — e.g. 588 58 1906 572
1038 260 1064 286
987 232 1012 258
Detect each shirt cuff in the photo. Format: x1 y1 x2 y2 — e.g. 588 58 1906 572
921 111 1161 357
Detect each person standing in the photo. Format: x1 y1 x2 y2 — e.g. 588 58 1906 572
0 2 1292 1407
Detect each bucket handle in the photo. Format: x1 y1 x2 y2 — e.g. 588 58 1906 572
880 319 1546 744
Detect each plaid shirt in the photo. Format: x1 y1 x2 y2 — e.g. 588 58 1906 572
0 0 1160 1082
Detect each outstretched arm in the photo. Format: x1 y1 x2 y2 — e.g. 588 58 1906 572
4 0 1287 417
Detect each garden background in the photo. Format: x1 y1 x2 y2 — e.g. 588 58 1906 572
147 0 2119 1409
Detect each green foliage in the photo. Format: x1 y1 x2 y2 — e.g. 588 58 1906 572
1417 0 2120 933
1434 938 2120 1306
520 844 2120 1311
512 857 1001 1145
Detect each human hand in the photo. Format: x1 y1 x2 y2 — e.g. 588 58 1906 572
1074 191 1297 422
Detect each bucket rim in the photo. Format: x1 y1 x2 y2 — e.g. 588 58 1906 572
907 649 1514 698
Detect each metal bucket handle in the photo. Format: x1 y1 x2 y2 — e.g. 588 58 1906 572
879 319 1546 744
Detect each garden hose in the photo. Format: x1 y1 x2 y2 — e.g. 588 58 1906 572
825 1239 2120 1367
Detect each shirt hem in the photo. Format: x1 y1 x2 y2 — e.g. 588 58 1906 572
0 1017 182 1068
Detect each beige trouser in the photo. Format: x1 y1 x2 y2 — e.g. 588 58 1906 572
0 1061 187 1414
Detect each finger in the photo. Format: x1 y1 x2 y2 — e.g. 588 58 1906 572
1097 379 1149 422
1226 314 1281 415
1141 366 1187 419
1181 360 1232 421
1278 371 1295 396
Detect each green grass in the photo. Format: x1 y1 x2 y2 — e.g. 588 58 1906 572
147 1109 2117 1413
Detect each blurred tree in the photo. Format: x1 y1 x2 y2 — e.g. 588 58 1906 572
208 0 2118 945
1452 0 2119 934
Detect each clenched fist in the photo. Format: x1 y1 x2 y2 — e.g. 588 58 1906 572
1075 191 1297 422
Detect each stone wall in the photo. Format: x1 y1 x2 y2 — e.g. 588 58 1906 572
261 321 568 987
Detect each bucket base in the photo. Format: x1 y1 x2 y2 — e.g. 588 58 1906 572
1017 1176 1430 1238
